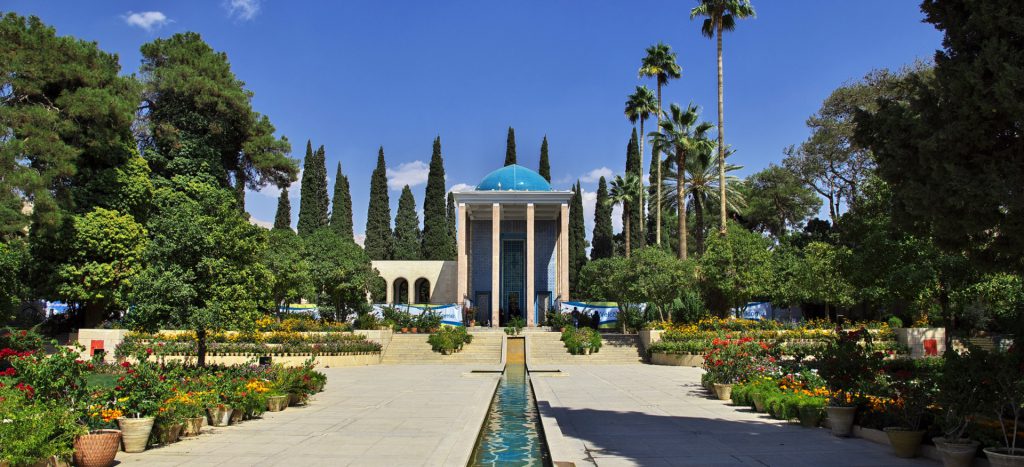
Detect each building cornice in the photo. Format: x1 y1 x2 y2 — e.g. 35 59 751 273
452 190 573 205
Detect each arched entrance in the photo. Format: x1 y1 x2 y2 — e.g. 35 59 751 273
414 278 431 304
393 278 409 304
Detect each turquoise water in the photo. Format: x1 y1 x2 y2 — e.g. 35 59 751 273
469 363 551 466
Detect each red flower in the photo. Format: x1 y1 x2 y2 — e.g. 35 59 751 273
14 382 34 398
0 368 15 377
121 361 131 368
146 348 153 355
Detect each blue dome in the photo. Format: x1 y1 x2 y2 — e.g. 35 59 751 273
476 164 552 191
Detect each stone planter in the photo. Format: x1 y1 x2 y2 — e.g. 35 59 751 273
116 417 154 453
713 383 733 401
289 393 307 406
884 427 925 458
181 417 203 437
825 406 856 437
206 405 232 427
73 429 121 467
798 406 823 428
932 437 979 467
752 394 766 413
230 408 244 424
267 395 288 412
984 448 1024 467
154 422 183 445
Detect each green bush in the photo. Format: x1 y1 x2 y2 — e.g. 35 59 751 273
0 385 85 465
887 316 904 328
505 316 524 336
561 328 601 355
427 326 473 354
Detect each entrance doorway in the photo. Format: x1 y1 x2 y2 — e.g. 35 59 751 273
501 239 525 325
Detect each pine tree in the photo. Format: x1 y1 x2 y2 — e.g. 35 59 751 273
591 176 613 259
446 192 457 256
273 187 292 231
393 185 421 260
569 182 588 296
421 137 453 260
364 147 394 259
297 141 329 235
504 127 517 166
329 162 354 241
539 136 551 182
624 129 645 251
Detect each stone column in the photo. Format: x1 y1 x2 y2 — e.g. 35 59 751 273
559 203 570 302
385 278 393 304
456 203 468 308
491 203 500 327
526 203 535 327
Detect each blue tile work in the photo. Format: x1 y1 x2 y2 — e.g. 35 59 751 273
534 220 556 294
469 218 557 301
470 220 492 295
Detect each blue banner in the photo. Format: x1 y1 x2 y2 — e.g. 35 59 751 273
371 303 464 327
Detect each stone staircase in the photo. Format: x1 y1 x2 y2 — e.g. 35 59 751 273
526 332 645 366
380 331 503 365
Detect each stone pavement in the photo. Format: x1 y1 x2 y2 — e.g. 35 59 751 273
118 365 499 467
532 365 940 467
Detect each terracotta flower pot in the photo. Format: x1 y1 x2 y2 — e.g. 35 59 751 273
267 395 289 412
116 417 154 453
181 417 203 437
932 437 979 467
73 429 121 467
825 406 856 437
206 405 232 427
983 448 1024 467
713 383 733 401
884 427 925 458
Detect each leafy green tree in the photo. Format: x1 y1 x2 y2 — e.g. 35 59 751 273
699 222 772 316
303 228 379 321
855 1 1024 276
0 240 29 323
569 182 588 296
394 185 421 261
273 187 292 231
297 143 329 235
639 42 682 245
741 164 820 238
0 13 142 237
608 174 642 257
791 242 855 321
364 147 394 260
263 229 311 312
591 176 614 260
128 176 273 366
650 103 715 259
580 248 694 324
330 163 354 241
421 137 452 260
538 136 551 182
446 192 457 256
56 208 148 327
504 127 517 166
623 129 645 251
140 32 296 203
664 144 744 255
690 0 756 234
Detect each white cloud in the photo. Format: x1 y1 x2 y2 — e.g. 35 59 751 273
248 216 273 230
225 0 261 20
387 161 429 190
580 167 613 184
447 183 473 194
122 11 170 31
253 170 301 200
354 234 366 248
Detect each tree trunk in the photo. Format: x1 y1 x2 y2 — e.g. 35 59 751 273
677 148 687 260
717 22 727 235
656 84 663 246
234 169 247 210
197 328 207 367
624 205 631 258
638 119 646 236
694 194 705 255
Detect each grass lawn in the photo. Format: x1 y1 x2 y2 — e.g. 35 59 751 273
85 373 119 390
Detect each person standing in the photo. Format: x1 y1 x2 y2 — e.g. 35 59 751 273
571 307 580 329
592 309 601 330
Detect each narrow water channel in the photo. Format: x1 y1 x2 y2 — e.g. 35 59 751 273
469 337 552 467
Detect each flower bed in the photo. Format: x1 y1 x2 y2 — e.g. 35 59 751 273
114 331 382 358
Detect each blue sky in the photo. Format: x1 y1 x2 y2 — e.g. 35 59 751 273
5 1 943 242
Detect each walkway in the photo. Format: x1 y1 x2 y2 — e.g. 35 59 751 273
119 365 499 467
532 365 939 467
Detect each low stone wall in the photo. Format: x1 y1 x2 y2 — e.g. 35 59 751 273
638 329 664 354
649 352 703 367
894 327 945 358
154 354 380 367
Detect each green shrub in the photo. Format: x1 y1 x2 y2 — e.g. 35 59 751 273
887 316 904 328
505 316 524 336
0 385 85 465
561 328 601 355
427 326 473 354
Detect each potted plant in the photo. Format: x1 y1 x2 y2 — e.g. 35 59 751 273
76 398 123 467
266 390 289 412
817 327 882 437
110 356 167 453
977 346 1024 467
881 359 937 458
933 349 984 467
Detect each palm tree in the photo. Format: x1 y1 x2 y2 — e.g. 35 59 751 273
690 0 756 235
663 144 745 255
607 173 642 258
638 42 682 247
649 103 711 260
624 85 658 231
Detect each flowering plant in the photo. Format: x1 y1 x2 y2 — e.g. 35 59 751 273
82 391 123 430
702 336 779 385
110 351 170 418
816 326 883 407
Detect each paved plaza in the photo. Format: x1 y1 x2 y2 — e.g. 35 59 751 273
532 365 939 466
119 365 500 467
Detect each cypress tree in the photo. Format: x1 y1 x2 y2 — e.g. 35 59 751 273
446 192 457 256
421 137 453 260
624 130 645 251
329 162 354 241
297 141 329 235
393 185 421 260
591 176 613 260
273 187 292 231
504 127 517 166
364 147 394 259
568 182 588 296
538 136 551 182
